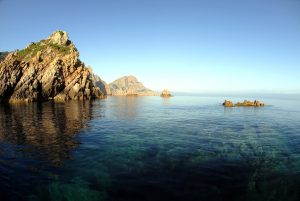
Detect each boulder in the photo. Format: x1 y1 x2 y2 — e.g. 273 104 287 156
48 30 69 45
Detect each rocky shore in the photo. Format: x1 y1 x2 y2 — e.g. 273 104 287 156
223 100 265 107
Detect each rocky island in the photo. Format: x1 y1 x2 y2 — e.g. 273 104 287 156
109 75 157 96
223 100 265 107
0 31 107 103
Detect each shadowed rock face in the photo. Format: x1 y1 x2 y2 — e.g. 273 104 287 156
109 75 157 96
0 52 9 61
93 74 111 95
0 30 106 103
223 100 265 107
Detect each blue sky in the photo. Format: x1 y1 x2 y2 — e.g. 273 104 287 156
1 0 300 93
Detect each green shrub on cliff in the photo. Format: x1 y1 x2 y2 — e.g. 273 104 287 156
16 39 71 60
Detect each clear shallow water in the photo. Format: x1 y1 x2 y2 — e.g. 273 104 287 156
0 96 300 201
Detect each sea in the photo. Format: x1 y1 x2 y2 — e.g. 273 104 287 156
0 95 300 201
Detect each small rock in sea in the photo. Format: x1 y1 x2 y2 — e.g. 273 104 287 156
223 100 234 107
160 89 172 97
223 100 265 107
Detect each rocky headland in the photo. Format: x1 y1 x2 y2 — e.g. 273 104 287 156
223 100 265 107
0 31 107 103
160 89 172 97
109 75 157 96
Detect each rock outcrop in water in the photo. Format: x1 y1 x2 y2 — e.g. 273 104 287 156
223 100 265 107
109 75 157 96
160 89 172 97
0 31 106 103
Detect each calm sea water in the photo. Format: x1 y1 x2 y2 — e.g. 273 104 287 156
0 96 300 201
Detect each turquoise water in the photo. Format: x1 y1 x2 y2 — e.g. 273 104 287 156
0 96 300 201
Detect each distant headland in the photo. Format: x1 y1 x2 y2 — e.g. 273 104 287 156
108 75 157 96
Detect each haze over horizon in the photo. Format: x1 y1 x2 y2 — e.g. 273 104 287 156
1 0 299 93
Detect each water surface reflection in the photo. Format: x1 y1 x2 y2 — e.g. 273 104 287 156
0 101 93 165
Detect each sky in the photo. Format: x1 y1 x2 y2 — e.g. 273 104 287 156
0 0 300 93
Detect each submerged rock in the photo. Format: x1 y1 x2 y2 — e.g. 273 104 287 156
223 100 265 107
0 30 107 103
109 75 157 96
160 89 172 97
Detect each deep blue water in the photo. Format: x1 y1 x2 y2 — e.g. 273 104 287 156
0 96 300 201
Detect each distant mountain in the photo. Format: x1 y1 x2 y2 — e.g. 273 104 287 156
109 75 157 96
0 30 107 103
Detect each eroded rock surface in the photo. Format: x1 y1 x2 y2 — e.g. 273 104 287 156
0 31 106 103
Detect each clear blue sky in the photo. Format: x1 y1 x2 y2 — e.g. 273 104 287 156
1 0 300 93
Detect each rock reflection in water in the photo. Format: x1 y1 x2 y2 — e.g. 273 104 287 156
0 101 92 165
107 96 140 119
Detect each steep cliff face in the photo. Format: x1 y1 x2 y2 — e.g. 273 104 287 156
0 31 106 103
109 75 157 96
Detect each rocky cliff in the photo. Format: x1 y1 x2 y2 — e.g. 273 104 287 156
93 74 111 95
0 31 106 103
109 75 157 96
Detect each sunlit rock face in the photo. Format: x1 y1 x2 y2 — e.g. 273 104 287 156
109 75 157 96
0 30 106 103
0 101 92 165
